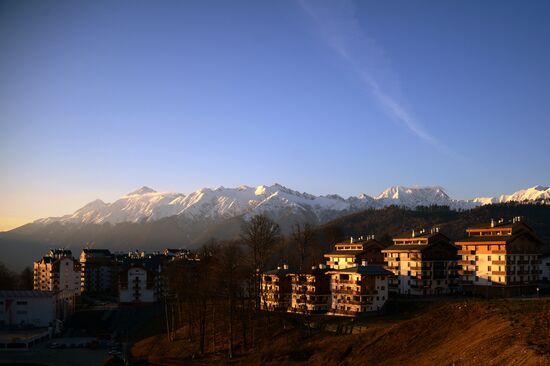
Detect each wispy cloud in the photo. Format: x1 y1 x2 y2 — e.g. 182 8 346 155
298 0 453 155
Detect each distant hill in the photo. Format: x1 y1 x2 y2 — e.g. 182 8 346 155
284 203 550 269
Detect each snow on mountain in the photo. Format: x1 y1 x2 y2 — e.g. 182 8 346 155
375 186 476 210
472 185 550 204
33 184 548 226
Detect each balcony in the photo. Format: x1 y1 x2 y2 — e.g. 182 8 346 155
333 289 362 296
491 271 506 276
338 299 372 306
492 260 506 265
410 266 431 271
491 250 507 254
333 279 360 285
458 250 475 255
459 260 475 265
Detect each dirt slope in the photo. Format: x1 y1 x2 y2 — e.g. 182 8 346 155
132 299 550 366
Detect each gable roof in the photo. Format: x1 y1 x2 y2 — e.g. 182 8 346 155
263 267 293 276
327 265 393 276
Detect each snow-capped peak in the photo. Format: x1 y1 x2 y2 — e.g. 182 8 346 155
375 186 449 200
33 183 548 227
127 186 157 196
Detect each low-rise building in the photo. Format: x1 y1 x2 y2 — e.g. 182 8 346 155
327 263 392 316
456 217 544 296
382 229 459 295
324 235 385 269
0 290 57 328
288 265 331 314
260 265 292 311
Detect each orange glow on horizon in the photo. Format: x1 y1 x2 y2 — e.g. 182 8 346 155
0 217 32 232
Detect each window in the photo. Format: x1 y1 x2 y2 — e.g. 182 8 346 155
488 256 491 261
16 301 27 305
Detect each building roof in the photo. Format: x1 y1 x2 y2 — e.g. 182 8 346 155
263 267 293 276
382 244 429 252
0 290 56 298
82 248 112 255
393 230 450 241
465 218 534 233
290 266 329 276
455 235 510 243
327 265 393 276
324 250 365 257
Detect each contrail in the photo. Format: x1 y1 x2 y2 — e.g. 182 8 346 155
298 0 454 156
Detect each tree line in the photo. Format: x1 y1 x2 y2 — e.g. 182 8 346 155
0 262 33 290
163 214 316 359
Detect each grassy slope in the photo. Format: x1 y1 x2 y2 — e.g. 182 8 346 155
132 299 550 366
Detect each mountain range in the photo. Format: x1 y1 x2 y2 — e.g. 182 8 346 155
1 184 548 271
31 184 550 226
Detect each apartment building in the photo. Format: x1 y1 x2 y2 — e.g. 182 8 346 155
288 265 331 314
324 235 385 269
33 250 81 298
119 265 157 303
456 217 543 296
382 229 459 295
260 265 292 311
327 262 392 316
541 252 550 283
79 249 117 295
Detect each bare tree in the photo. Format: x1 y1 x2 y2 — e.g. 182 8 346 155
214 242 245 359
0 262 18 290
292 222 315 271
19 267 34 290
241 215 281 311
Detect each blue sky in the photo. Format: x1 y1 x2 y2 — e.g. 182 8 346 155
1 0 549 229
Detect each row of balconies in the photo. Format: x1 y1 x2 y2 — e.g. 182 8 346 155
332 279 361 285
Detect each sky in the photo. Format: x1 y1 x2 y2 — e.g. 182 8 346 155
1 0 550 231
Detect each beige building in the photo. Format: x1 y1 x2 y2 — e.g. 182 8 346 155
33 249 81 299
288 265 331 314
382 229 459 295
260 265 292 311
324 235 385 269
327 263 392 316
456 217 543 296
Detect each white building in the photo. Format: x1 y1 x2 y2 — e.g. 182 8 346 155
119 266 157 303
34 249 81 300
0 291 56 328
